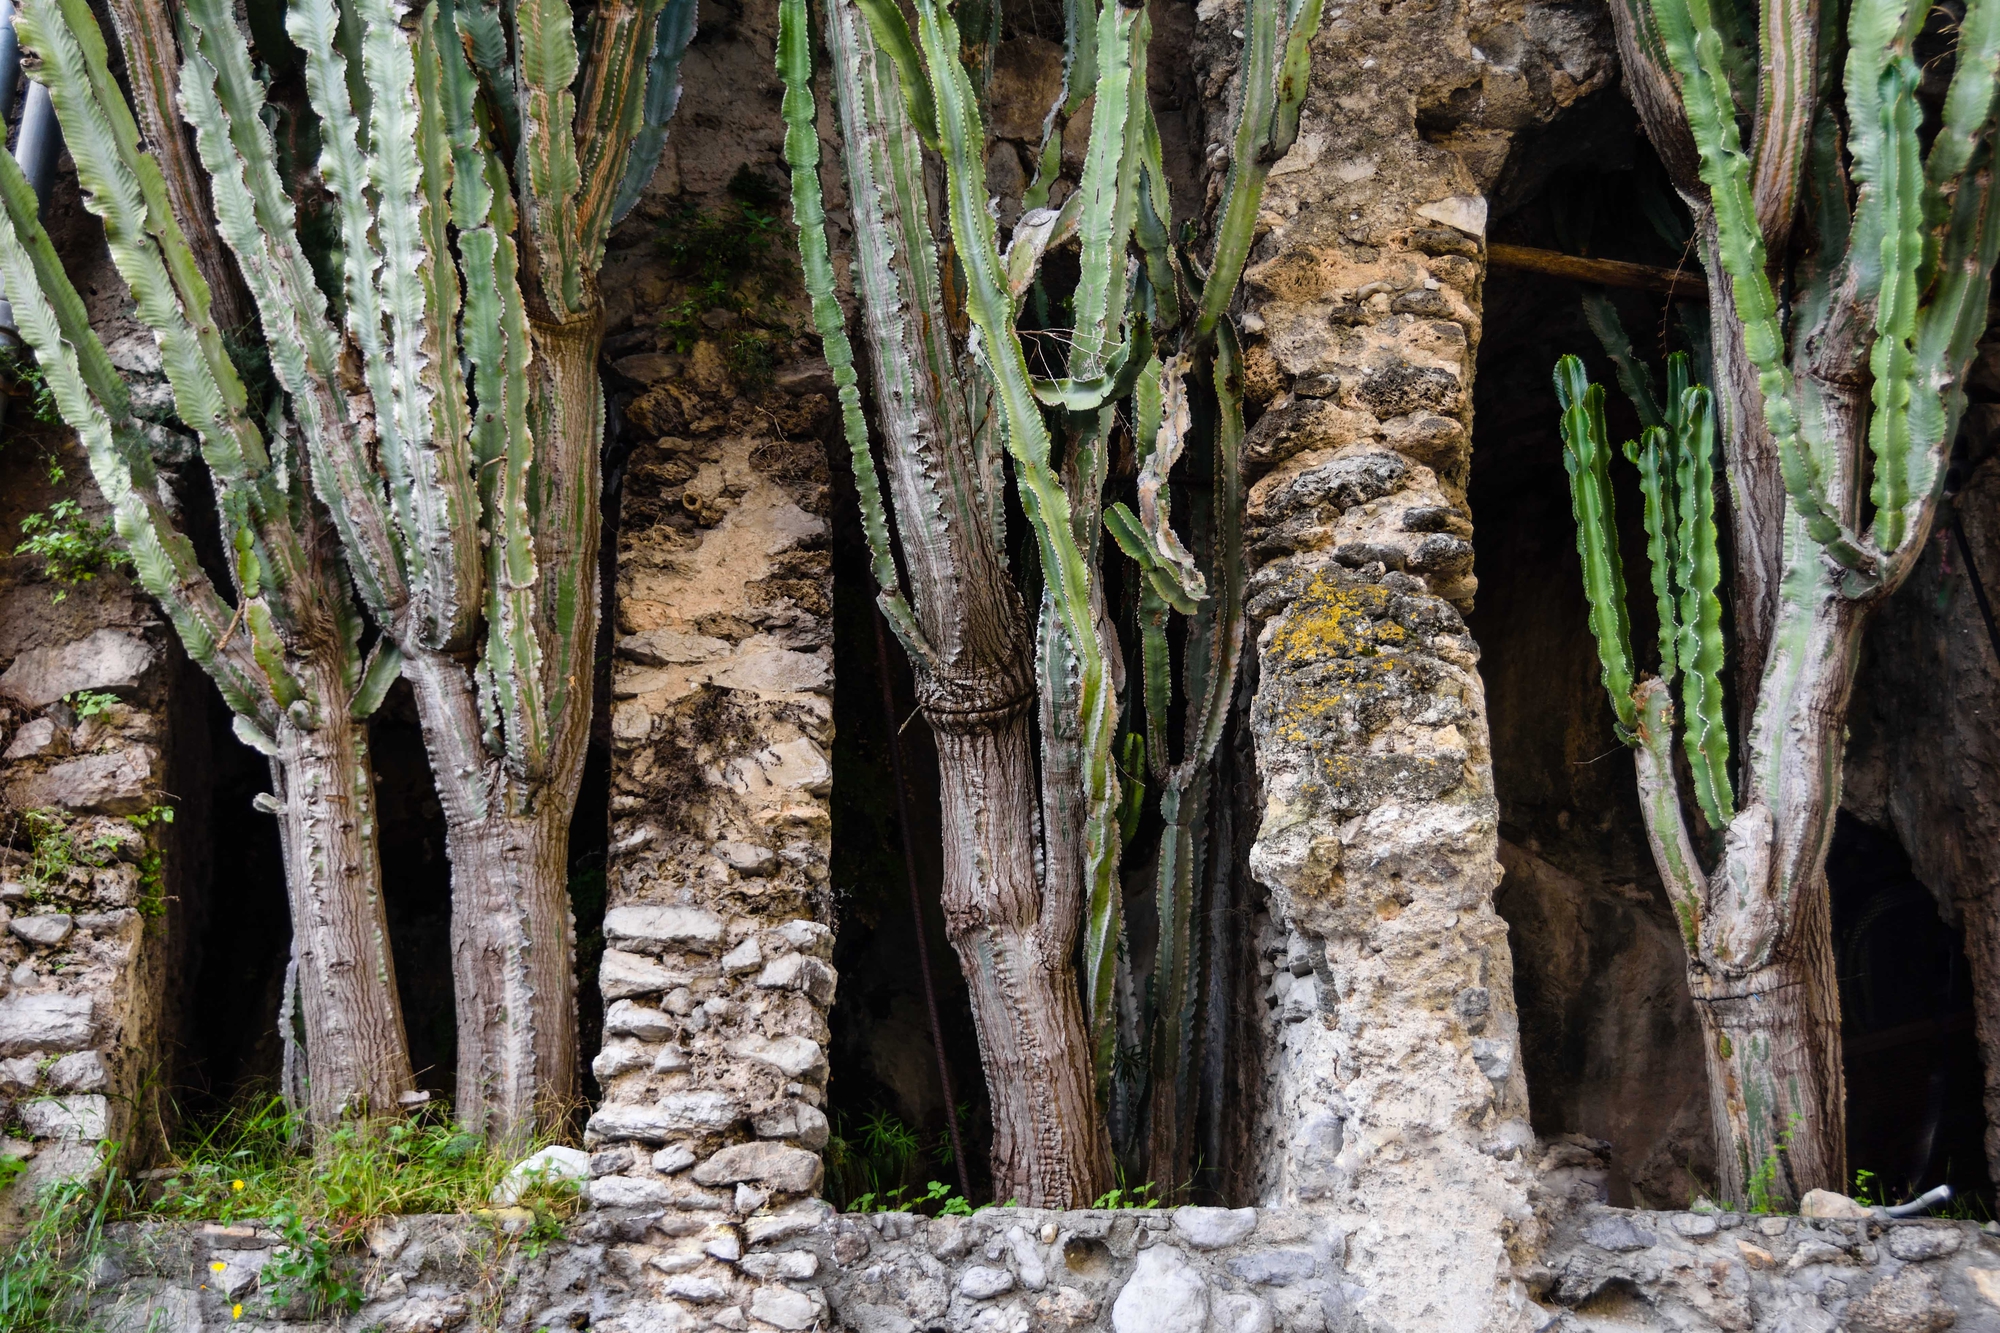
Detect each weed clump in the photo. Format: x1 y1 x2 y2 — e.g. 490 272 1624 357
653 167 798 388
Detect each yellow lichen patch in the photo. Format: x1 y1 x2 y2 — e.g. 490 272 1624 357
1267 572 1407 669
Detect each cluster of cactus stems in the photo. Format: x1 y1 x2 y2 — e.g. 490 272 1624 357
1570 0 1999 1205
780 0 1319 1199
0 0 694 1136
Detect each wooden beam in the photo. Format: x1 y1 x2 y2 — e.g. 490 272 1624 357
1487 243 1710 301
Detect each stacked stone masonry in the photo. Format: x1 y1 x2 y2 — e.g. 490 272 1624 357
85 1204 2000 1332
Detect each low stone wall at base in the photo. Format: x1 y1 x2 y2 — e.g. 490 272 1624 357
87 1204 2000 1333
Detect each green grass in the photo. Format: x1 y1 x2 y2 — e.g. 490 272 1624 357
0 1163 120 1333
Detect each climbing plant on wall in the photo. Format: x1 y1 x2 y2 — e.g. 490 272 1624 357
0 0 694 1139
1561 0 1998 1207
780 0 1320 1203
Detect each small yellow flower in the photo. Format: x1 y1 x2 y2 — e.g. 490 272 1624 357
231 1180 245 1191
231 1304 242 1321
210 1261 226 1273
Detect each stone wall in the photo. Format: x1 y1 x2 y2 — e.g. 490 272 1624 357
87 1204 2000 1332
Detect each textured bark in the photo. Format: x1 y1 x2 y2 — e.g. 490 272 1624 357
269 676 416 1126
401 315 601 1144
932 709 1111 1207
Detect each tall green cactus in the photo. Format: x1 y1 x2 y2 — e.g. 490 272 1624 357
3 0 691 1140
783 0 1316 1201
1576 0 1999 1205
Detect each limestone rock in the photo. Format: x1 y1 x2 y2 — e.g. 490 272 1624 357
587 1092 742 1141
754 954 836 1004
586 1174 676 1208
604 904 726 952
724 1034 827 1081
7 747 158 815
0 993 94 1055
21 1094 108 1140
1581 1216 1656 1253
738 1251 817 1280
752 1100 830 1149
10 915 73 947
747 1286 821 1331
604 1000 676 1040
3 718 58 760
767 919 833 958
598 949 688 999
653 1144 696 1174
957 1266 1014 1301
46 1051 106 1092
1173 1207 1258 1249
1226 1249 1315 1286
1843 1267 1957 1333
691 1141 821 1193
492 1145 590 1206
0 631 155 709
1799 1188 1870 1220
1886 1225 1962 1262
1208 1292 1274 1333
592 1040 647 1080
1112 1245 1207 1333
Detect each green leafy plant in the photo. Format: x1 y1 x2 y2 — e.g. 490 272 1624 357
263 1200 364 1317
0 1158 120 1333
63 690 120 720
1744 1115 1802 1214
1851 1168 1879 1207
15 500 130 601
0 345 62 425
1089 1180 1159 1209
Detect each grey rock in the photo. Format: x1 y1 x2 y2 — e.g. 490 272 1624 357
1112 1245 1207 1333
3 718 57 760
603 1000 675 1040
591 1040 647 1080
7 747 158 815
1173 1207 1258 1249
1785 1240 1844 1272
21 1094 108 1140
381 1296 469 1333
766 920 834 958
754 954 837 1004
1843 1266 1956 1333
691 1141 822 1194
840 1304 917 1333
1469 1037 1513 1082
723 1034 827 1081
597 949 689 999
720 938 763 973
957 1266 1014 1300
1669 1212 1718 1238
0 993 93 1055
747 1286 821 1331
1290 1113 1346 1200
9 915 73 947
586 1092 742 1141
1581 1216 1656 1253
1208 1292 1273 1333
652 1144 696 1173
744 1203 833 1246
714 841 774 874
1884 1225 1961 1262
1226 1249 1317 1286
752 1100 830 1150
661 1276 732 1302
603 905 726 952
586 1175 674 1208
1007 1225 1046 1290
705 1230 743 1262
738 1251 816 1280
0 631 155 709
45 1051 106 1092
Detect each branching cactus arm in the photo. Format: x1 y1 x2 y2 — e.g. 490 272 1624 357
1555 356 1639 736
605 0 696 228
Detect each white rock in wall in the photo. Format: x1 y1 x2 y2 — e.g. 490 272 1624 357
0 993 94 1055
605 1000 676 1040
1111 1245 1207 1333
754 954 836 1004
1173 1208 1259 1249
724 1034 826 1081
588 1092 743 1141
21 1094 108 1140
604 905 726 952
46 1051 107 1092
599 950 689 999
747 1286 822 1332
593 1040 648 1080
751 1100 829 1149
10 915 73 947
0 630 155 709
3 718 57 760
6 748 158 815
690 1141 821 1193
493 1145 591 1206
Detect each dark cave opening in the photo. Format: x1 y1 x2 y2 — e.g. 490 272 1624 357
1471 120 1993 1210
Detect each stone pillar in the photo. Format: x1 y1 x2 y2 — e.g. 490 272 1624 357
1224 0 1611 1324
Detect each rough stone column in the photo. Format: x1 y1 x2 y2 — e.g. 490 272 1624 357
1221 0 1610 1325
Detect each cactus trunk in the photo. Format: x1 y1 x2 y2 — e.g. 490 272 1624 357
268 667 417 1125
933 711 1112 1206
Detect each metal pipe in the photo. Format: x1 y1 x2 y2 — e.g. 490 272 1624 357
1885 1184 1953 1218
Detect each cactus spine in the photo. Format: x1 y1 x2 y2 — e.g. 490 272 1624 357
1574 0 1999 1204
782 0 1317 1200
4 0 690 1139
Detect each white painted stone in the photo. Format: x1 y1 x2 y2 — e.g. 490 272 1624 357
604 905 727 952
9 915 73 947
492 1145 590 1206
0 993 94 1055
604 1000 675 1040
1173 1207 1258 1249
0 631 155 709
21 1094 108 1140
1111 1245 1207 1333
724 1034 827 1081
